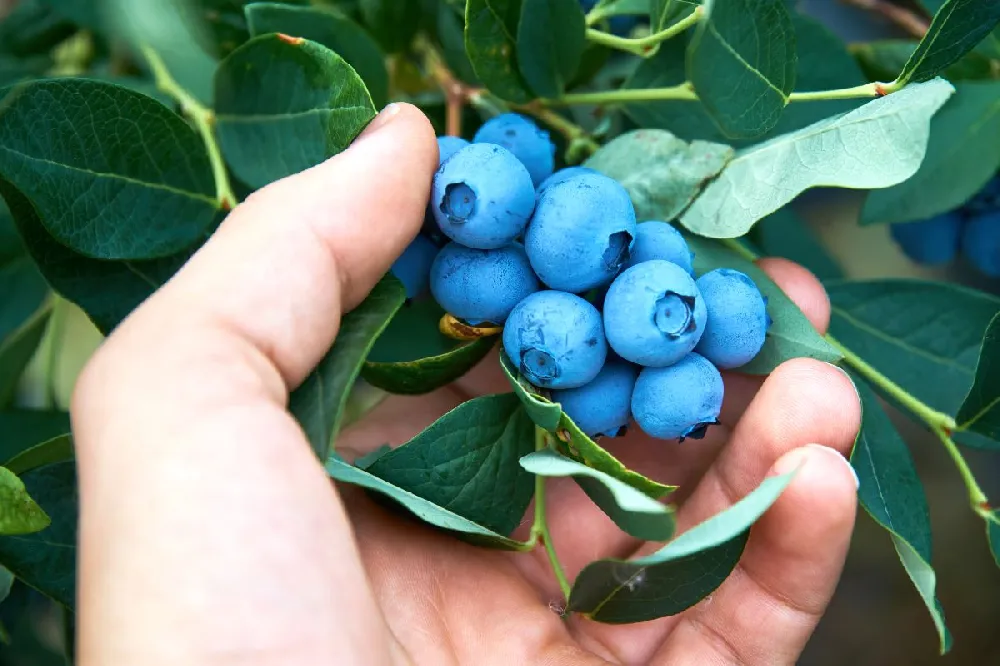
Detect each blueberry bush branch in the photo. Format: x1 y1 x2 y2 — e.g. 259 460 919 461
531 427 572 605
141 46 237 211
585 6 703 57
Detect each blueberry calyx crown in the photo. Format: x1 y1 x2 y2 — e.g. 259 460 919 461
441 182 476 224
679 419 720 442
603 230 634 272
520 347 559 385
653 292 697 339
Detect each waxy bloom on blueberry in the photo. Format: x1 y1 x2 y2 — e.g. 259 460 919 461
695 269 769 369
473 113 555 186
628 221 695 275
536 166 598 198
390 235 439 299
437 136 469 165
503 291 607 390
890 213 963 266
632 353 724 441
552 358 638 439
603 260 707 367
431 143 535 249
430 242 540 325
525 172 637 293
961 211 1000 278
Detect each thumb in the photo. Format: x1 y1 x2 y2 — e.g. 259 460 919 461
138 102 438 387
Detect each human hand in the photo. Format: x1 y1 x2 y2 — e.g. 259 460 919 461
72 103 862 666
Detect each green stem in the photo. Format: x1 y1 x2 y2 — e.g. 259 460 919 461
519 106 601 158
141 46 237 210
933 426 992 514
585 8 703 56
532 427 571 604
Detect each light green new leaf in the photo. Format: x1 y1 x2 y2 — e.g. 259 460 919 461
516 0 585 99
850 375 951 654
687 0 796 139
686 235 841 373
245 2 389 107
584 129 733 222
898 0 1000 86
365 394 535 536
680 79 955 238
465 0 534 103
0 467 50 536
290 275 405 461
0 79 217 260
956 314 1000 441
862 81 1000 226
568 470 796 623
215 34 377 190
521 450 676 541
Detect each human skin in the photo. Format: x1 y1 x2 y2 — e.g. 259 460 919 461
72 103 862 666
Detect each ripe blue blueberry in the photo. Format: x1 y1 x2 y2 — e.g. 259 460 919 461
536 166 599 197
390 235 439 299
552 358 638 439
890 212 963 265
695 269 769 369
631 353 724 441
628 221 695 275
431 144 535 249
503 290 608 390
430 242 540 325
473 113 555 187
525 172 637 292
578 0 637 35
437 136 469 165
603 260 707 367
961 210 1000 278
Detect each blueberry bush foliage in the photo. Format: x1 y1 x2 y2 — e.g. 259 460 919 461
1 0 1000 657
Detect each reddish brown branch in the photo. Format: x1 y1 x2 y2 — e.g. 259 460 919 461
840 0 930 39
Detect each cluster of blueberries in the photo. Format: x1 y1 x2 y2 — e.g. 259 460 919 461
890 175 1000 277
391 113 770 442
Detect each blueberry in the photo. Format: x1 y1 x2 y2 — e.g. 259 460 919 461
578 0 638 35
628 221 695 275
890 213 963 265
695 269 769 369
390 235 439 299
525 172 637 292
473 113 555 187
503 290 608 389
961 210 1000 277
631 353 724 441
437 136 470 165
536 166 598 197
431 144 535 249
430 242 541 325
603 260 707 367
552 358 638 439
964 175 1000 215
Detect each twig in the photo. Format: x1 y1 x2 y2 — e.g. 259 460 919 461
840 0 930 39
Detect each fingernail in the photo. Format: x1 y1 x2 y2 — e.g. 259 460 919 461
359 103 402 139
826 360 862 402
805 443 861 489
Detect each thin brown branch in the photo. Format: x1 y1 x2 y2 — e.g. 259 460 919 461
840 0 930 39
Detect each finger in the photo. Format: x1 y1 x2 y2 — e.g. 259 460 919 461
73 104 438 666
652 444 858 665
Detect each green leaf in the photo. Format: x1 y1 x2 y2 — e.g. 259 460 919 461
437 0 480 85
852 40 996 84
861 81 1000 226
289 275 406 461
828 280 1000 421
0 564 12 604
897 0 1000 86
0 411 70 466
4 435 73 477
583 129 733 222
0 247 50 405
0 79 217 260
680 78 955 238
650 0 689 32
214 33 377 190
521 450 676 541
751 208 843 282
850 375 952 654
245 2 389 108
2 181 197 335
568 470 796 622
515 0 585 99
465 0 534 103
685 235 841 372
956 314 1000 440
358 0 420 53
0 467 50 536
687 0 796 139
365 393 535 535
499 352 673 499
0 304 51 407
0 461 76 608
37 0 101 30
0 0 75 58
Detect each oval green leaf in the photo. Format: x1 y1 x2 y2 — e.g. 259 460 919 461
516 0 586 99
687 0 796 139
0 467 50 536
567 470 796 623
956 313 1000 441
521 450 676 541
897 0 1000 86
358 0 421 54
4 434 73 476
465 0 535 103
214 33 377 190
0 79 217 260
680 78 955 238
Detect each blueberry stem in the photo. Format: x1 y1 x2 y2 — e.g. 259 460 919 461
584 7 703 57
531 427 572 606
142 46 237 211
